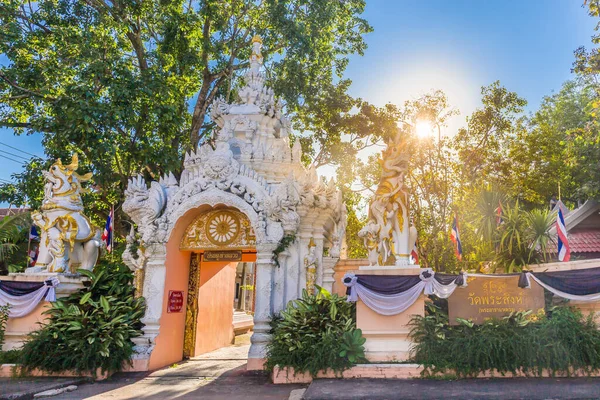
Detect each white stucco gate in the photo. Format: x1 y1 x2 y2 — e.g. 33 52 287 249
122 36 346 371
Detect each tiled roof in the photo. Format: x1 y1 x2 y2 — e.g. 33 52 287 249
568 231 600 253
0 207 30 218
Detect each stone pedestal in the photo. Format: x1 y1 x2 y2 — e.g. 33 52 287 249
321 256 338 293
355 266 423 362
0 273 86 351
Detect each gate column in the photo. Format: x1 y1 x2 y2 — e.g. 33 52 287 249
247 242 277 370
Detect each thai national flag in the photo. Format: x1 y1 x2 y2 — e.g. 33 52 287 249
495 200 503 226
556 207 570 262
102 208 114 253
411 238 419 265
28 245 39 267
29 225 39 241
450 215 462 260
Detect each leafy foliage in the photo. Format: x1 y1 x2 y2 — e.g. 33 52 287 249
0 212 31 275
0 304 10 348
410 303 600 377
0 349 21 364
19 262 144 375
0 0 373 222
339 329 366 364
273 234 296 268
265 286 365 377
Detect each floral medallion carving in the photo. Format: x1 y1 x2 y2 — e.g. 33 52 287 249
206 211 240 246
180 209 256 250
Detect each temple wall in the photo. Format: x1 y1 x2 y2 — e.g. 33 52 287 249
2 302 48 351
0 274 86 351
332 259 366 296
147 208 201 370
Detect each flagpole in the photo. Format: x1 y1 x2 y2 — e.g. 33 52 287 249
558 182 561 201
26 228 32 266
111 205 114 254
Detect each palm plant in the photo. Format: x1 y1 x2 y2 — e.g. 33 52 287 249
495 202 555 272
0 212 31 275
497 201 530 271
525 208 556 263
474 189 507 243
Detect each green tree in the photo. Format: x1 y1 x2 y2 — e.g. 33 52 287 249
567 0 600 199
453 81 527 191
0 0 372 218
508 80 598 206
0 212 31 275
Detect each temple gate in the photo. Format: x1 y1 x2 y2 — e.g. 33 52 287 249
122 36 346 371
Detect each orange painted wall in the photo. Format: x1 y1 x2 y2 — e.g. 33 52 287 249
148 208 196 370
3 302 49 350
147 205 258 370
332 259 366 296
194 261 236 355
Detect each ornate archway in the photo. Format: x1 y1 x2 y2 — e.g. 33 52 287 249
122 36 346 372
180 208 257 358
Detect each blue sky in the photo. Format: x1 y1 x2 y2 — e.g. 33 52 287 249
0 1 596 190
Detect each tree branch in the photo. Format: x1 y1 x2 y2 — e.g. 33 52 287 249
0 72 56 101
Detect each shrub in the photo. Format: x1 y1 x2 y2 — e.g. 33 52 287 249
410 303 600 377
19 262 145 375
265 286 366 377
0 304 9 348
0 349 21 364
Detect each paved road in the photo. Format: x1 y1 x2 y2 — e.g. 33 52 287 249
51 341 304 400
304 377 600 400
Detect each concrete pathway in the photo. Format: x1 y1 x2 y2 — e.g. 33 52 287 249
303 377 600 400
49 339 305 400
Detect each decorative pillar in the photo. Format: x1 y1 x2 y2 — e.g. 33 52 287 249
297 214 317 294
283 239 300 305
248 242 277 370
313 226 325 287
131 243 167 369
272 248 288 313
321 256 338 293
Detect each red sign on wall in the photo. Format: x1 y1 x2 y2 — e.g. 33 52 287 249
167 290 185 313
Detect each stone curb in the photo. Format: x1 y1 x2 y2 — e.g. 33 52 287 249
0 378 89 400
272 364 600 384
0 365 110 381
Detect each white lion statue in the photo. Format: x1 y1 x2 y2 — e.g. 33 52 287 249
27 155 103 274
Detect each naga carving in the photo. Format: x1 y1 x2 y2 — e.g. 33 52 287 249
362 130 411 266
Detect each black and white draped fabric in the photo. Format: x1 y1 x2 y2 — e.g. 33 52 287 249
344 267 600 315
521 268 600 302
343 270 466 316
0 278 59 318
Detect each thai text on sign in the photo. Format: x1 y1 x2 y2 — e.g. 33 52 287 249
167 290 185 313
203 250 243 262
447 276 544 325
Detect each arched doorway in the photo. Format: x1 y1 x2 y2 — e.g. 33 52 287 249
179 208 257 359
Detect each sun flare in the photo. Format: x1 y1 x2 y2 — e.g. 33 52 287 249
415 120 434 138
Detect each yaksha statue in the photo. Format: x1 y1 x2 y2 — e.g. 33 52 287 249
359 130 411 266
27 155 102 274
